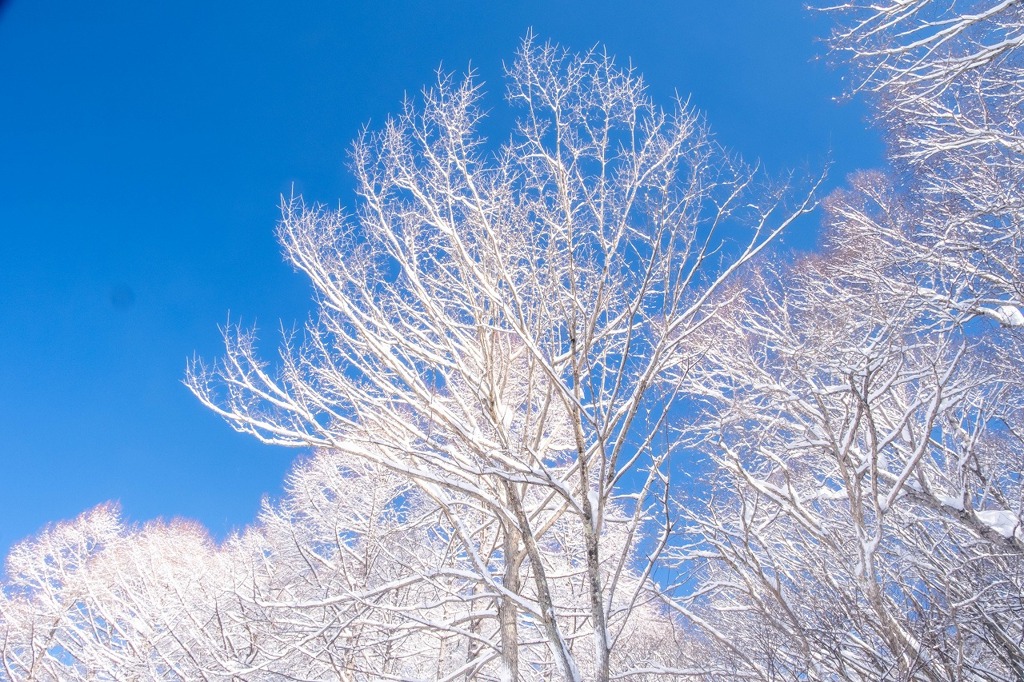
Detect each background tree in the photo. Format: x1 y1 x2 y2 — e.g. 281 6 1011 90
0 453 703 680
681 204 1024 680
823 0 1024 326
677 2 1024 678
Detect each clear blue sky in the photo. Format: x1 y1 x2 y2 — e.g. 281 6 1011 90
0 1 883 559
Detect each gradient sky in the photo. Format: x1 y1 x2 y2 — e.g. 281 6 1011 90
0 1 883 560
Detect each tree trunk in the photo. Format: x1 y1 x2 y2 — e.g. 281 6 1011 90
498 526 521 682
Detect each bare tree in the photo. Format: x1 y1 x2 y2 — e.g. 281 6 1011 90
185 35 816 681
667 4 1024 676
822 0 1024 166
0 504 240 680
679 168 1024 680
822 0 1024 332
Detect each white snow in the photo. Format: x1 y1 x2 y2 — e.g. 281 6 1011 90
588 490 600 529
936 494 964 511
975 509 1022 539
989 304 1024 327
815 485 847 501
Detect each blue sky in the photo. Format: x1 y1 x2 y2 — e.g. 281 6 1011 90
0 1 882 559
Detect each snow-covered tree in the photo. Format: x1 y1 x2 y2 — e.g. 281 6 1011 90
0 505 235 679
823 0 1024 329
0 450 703 680
680 207 1024 680
676 2 1024 678
184 36 816 681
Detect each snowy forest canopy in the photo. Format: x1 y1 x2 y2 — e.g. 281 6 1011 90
3 2 1024 680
